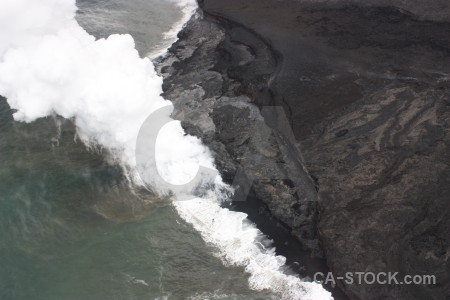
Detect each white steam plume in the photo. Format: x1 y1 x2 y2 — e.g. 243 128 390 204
0 0 332 299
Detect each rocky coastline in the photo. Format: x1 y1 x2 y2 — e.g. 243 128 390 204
156 1 450 299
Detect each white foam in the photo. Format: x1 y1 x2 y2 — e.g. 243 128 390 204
148 0 198 58
163 0 198 41
0 0 332 299
174 197 332 300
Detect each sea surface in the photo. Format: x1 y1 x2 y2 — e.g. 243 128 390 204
0 1 272 299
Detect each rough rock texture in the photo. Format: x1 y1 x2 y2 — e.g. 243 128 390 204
154 1 450 299
199 1 450 300
155 14 322 256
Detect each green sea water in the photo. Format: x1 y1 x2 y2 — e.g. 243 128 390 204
0 1 275 299
0 97 269 300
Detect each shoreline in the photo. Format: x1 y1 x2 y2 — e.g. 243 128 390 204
228 191 349 300
157 4 341 299
192 3 349 298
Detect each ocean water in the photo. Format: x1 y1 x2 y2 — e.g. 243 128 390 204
76 0 184 57
0 1 267 299
0 85 268 295
0 1 332 299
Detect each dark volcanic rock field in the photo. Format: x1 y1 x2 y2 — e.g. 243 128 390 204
155 13 322 256
157 1 450 299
